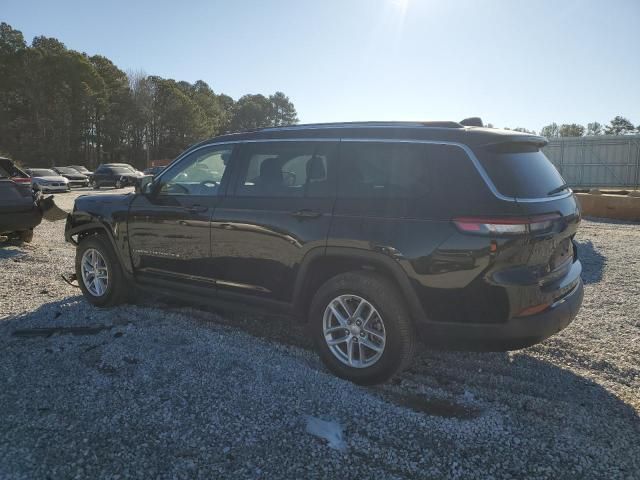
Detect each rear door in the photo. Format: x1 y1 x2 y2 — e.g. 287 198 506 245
209 140 338 303
127 144 235 284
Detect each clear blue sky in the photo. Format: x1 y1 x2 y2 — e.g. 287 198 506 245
3 0 639 131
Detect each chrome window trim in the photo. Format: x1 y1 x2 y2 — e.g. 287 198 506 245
155 137 572 204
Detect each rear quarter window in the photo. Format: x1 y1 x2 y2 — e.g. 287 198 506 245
336 142 492 218
474 143 566 199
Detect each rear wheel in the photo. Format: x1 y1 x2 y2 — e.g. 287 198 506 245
75 234 128 307
309 271 416 385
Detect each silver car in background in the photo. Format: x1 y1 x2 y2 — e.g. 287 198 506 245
26 168 70 193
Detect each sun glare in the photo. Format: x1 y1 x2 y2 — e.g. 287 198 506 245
391 0 410 14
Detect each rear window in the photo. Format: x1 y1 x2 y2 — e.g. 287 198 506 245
475 143 566 199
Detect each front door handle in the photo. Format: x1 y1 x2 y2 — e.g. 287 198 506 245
290 209 322 219
186 204 208 213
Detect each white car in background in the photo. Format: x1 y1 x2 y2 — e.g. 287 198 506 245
26 168 70 193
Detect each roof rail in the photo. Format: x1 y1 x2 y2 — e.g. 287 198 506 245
259 121 464 132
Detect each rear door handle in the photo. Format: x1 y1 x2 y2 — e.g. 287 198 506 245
186 204 208 213
290 209 322 219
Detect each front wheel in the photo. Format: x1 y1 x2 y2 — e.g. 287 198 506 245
75 234 128 307
309 271 416 385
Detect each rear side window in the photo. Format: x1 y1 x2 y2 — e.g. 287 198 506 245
235 142 336 198
336 142 491 218
338 142 487 198
474 143 566 199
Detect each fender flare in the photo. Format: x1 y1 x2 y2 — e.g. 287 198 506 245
292 246 427 324
65 220 134 277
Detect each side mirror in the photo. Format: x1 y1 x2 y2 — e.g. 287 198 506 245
135 175 154 195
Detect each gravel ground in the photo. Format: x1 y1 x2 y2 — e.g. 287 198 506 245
0 189 639 479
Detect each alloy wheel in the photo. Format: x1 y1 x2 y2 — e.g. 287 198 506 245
81 248 109 297
322 294 386 368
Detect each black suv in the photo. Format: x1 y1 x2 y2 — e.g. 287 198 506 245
91 163 143 189
65 121 583 384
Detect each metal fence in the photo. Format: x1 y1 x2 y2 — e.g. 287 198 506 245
543 135 640 188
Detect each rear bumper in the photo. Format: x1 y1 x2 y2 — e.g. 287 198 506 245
419 275 584 351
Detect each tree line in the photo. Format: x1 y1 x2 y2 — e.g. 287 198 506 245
0 23 298 169
488 116 639 138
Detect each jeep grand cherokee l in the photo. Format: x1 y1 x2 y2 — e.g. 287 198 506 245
65 121 583 384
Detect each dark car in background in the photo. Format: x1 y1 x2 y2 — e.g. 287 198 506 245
0 166 42 243
53 167 90 188
90 163 143 189
65 120 583 385
68 165 93 177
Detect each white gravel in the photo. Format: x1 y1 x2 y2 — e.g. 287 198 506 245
0 189 639 479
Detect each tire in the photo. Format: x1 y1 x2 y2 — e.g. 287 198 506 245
75 234 128 307
309 271 416 385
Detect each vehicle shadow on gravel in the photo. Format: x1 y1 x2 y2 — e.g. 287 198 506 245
2 298 639 477
575 239 606 284
4 298 638 426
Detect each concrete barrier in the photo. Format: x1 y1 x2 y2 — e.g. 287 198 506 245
575 192 640 222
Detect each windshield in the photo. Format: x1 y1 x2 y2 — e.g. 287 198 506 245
56 167 79 174
474 143 567 199
30 169 57 177
70 166 89 172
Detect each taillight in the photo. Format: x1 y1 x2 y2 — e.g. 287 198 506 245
11 177 31 184
453 214 560 236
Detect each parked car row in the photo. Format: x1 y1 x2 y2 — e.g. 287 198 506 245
0 157 151 193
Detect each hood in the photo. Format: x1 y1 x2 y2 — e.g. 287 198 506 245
74 192 133 214
34 175 68 183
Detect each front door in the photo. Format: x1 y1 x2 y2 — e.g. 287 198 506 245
127 144 235 285
210 141 338 303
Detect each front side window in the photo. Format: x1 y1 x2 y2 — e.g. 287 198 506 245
158 146 232 196
236 142 334 197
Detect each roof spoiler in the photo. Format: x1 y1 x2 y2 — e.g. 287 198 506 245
482 135 549 150
460 117 484 127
